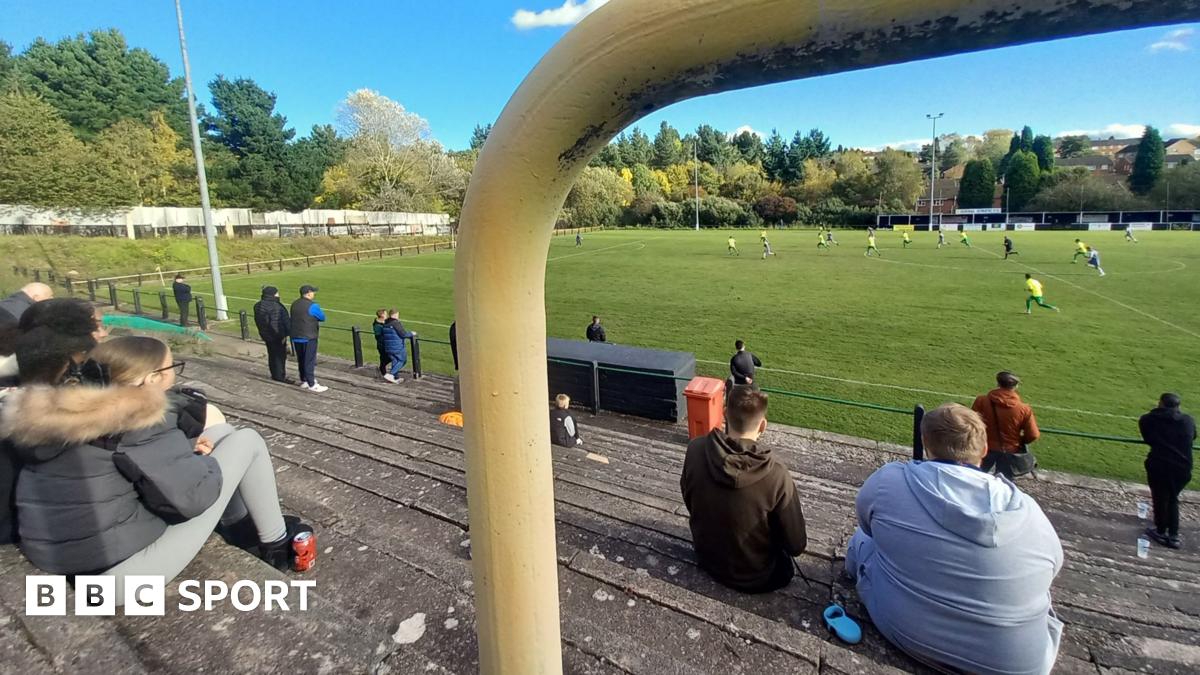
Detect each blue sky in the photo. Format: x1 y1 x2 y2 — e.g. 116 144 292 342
2 1 1198 151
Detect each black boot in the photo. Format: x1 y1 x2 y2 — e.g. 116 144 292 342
258 515 315 571
215 515 259 553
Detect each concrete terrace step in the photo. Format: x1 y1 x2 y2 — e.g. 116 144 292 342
1 346 1198 673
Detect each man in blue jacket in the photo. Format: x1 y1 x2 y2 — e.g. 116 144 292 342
289 285 327 392
845 403 1064 675
172 274 192 327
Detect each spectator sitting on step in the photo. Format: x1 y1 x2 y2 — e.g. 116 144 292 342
0 335 314 605
550 394 583 448
844 403 1064 675
380 309 414 383
680 385 807 593
0 282 54 329
371 309 389 377
0 298 108 546
586 315 606 343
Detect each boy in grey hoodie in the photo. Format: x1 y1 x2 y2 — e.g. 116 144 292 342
845 403 1064 675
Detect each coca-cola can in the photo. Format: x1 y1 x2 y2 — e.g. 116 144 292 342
292 531 316 572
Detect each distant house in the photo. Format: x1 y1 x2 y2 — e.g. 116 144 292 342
1166 154 1195 169
941 163 967 180
1164 138 1199 157
1090 137 1140 157
1058 156 1114 172
916 182 967 215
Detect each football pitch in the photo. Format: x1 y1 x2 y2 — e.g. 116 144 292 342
173 228 1200 482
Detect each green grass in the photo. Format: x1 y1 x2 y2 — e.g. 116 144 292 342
133 228 1199 482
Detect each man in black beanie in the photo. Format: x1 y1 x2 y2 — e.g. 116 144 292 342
253 286 292 384
1140 393 1196 549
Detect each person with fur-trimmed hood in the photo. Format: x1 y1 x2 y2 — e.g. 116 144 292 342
0 336 314 604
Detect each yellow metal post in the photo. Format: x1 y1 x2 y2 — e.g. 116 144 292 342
454 1 1200 672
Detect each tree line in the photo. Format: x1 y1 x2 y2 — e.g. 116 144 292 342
0 29 1194 226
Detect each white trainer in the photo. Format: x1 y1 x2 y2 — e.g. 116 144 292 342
299 382 311 390
308 383 329 393
383 373 397 383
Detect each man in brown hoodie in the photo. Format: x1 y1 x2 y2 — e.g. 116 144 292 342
680 385 807 593
971 371 1040 478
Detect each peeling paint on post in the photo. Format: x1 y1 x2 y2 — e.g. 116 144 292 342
455 1 1200 672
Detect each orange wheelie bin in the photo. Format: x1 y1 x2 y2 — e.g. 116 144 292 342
683 376 725 440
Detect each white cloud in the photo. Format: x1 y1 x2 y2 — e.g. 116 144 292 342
1167 123 1200 138
1054 123 1145 140
1148 27 1193 52
729 125 764 139
859 139 927 152
512 0 609 30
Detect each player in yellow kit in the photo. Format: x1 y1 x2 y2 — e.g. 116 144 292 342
817 230 829 250
1071 239 1088 263
902 231 912 248
727 235 740 256
865 233 881 257
1024 273 1059 314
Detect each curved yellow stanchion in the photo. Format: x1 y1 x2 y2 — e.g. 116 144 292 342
454 1 1200 672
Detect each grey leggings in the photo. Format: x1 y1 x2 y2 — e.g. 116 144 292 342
105 424 287 605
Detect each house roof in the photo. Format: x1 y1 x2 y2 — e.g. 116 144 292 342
1090 137 1139 147
1059 156 1111 167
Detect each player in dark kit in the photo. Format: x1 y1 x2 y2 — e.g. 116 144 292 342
1003 236 1019 260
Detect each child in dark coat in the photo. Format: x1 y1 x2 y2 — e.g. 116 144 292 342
370 309 388 377
381 309 413 383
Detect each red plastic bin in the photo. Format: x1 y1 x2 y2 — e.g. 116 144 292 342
683 376 726 440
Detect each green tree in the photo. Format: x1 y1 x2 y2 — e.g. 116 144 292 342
762 129 788 181
1057 135 1091 158
0 41 14 92
1129 125 1165 196
284 124 349 211
11 29 188 140
870 148 926 210
651 121 683 168
563 166 632 227
623 127 654 167
958 158 997 209
591 142 622 168
731 130 763 165
695 125 733 168
940 138 967 174
1026 170 1142 211
0 91 124 206
1004 150 1041 211
977 129 1013 166
719 161 766 202
629 163 662 199
831 150 872 205
94 111 198 206
1019 125 1034 151
469 123 492 151
204 76 299 209
1031 135 1055 172
1148 161 1200 209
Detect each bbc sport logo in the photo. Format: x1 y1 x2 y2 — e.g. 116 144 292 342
27 576 316 616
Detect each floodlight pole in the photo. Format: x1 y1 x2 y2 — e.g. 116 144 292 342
175 0 228 320
693 142 700 230
926 113 943 230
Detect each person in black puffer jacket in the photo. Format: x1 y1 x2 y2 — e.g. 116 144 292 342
0 336 314 604
253 286 292 384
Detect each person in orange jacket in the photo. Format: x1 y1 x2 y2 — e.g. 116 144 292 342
971 371 1040 478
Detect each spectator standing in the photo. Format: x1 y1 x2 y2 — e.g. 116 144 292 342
172 274 193 327
380 309 414 383
586 316 606 343
289 285 327 392
1140 393 1196 549
0 282 54 329
680 386 806 592
371 309 388 377
845 403 1063 675
549 394 583 447
729 339 762 386
972 371 1040 478
252 286 292 384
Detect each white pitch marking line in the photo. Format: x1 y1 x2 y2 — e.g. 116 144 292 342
973 246 1200 340
547 240 646 262
695 359 1138 420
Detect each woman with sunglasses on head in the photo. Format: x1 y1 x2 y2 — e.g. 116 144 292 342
0 336 311 603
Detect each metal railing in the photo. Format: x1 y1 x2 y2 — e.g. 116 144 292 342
95 285 1192 458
